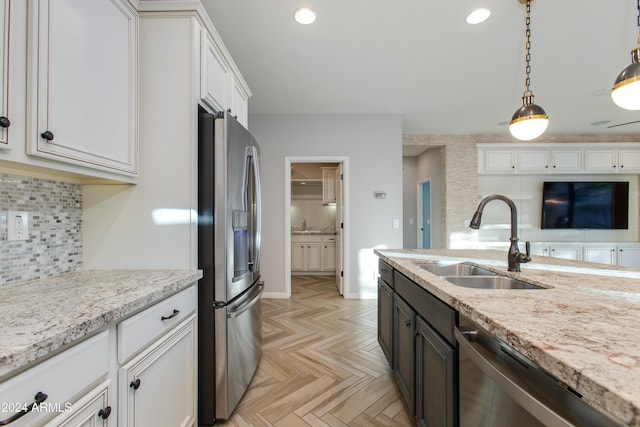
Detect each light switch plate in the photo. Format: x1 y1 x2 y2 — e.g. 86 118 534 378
7 211 29 241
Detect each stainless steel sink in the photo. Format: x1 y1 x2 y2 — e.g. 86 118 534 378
418 262 498 277
441 276 544 290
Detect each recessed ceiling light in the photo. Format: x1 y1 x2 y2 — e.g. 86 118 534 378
466 8 491 25
294 8 316 25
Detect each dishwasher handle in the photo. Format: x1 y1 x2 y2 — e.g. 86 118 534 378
455 327 573 427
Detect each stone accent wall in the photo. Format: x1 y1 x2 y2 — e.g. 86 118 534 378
0 173 82 286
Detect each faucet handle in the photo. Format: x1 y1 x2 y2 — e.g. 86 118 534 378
525 241 530 257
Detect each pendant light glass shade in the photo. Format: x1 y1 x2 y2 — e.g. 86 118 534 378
509 94 549 140
611 48 640 110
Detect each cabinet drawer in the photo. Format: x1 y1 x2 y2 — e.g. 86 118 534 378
0 331 109 427
118 285 196 363
394 271 456 345
378 259 394 288
291 234 323 243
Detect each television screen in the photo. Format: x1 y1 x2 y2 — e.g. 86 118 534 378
541 182 629 229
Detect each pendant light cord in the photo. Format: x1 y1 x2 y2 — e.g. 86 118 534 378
636 0 640 46
523 0 532 97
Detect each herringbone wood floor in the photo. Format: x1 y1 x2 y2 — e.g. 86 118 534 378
217 275 413 426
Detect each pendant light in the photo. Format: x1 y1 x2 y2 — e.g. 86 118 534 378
509 0 549 141
611 0 640 110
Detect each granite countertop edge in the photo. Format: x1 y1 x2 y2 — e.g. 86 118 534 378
375 248 640 427
0 269 202 380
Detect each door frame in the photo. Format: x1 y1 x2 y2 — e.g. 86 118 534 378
284 156 349 298
417 177 431 249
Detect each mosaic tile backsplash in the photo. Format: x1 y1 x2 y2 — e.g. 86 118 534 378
0 173 82 286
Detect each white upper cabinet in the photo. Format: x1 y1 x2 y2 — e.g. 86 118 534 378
229 74 249 128
0 0 9 148
200 29 228 113
26 0 138 176
479 143 640 175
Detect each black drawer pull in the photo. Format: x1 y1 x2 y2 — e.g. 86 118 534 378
161 309 180 321
0 391 48 425
130 379 141 390
98 406 112 419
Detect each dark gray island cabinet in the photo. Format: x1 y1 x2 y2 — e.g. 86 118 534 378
378 259 457 427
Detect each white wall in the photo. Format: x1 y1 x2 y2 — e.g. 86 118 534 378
402 157 418 248
249 114 403 299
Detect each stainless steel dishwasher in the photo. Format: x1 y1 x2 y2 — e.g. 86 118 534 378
456 315 624 427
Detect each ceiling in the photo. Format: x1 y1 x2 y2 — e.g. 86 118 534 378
201 0 640 155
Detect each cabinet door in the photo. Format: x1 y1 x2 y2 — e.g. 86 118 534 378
323 242 336 271
291 243 306 271
583 245 617 265
307 243 323 271
549 244 581 261
28 0 138 175
584 148 618 172
529 243 549 257
378 278 393 364
201 30 228 112
0 0 8 148
618 148 640 172
517 149 548 173
322 167 337 204
229 74 249 128
44 381 112 427
416 317 456 427
393 296 415 413
550 149 582 172
119 317 196 427
481 149 516 174
617 245 640 268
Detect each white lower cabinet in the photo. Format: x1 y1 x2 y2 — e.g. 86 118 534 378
531 243 581 261
119 316 196 427
44 381 112 427
584 244 640 268
292 234 337 273
0 284 198 427
0 331 110 427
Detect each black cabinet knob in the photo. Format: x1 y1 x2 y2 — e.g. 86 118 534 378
0 116 10 128
130 379 141 390
98 406 112 419
405 320 411 327
41 131 54 141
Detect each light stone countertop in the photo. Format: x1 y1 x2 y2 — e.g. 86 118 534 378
375 248 640 427
0 269 202 380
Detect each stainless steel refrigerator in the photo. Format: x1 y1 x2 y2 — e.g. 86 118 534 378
198 108 263 424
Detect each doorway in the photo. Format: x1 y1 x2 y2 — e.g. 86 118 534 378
285 157 348 298
417 178 431 249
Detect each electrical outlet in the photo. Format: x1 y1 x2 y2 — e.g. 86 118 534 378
8 211 29 241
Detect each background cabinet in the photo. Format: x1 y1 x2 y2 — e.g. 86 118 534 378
321 167 337 204
291 234 337 273
26 0 138 176
200 29 228 113
584 147 640 173
377 278 393 364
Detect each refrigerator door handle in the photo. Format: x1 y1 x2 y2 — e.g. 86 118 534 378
227 281 264 319
245 146 262 273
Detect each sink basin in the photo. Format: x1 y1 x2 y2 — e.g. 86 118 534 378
441 276 544 290
418 262 498 277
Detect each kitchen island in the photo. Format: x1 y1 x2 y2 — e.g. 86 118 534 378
376 248 640 427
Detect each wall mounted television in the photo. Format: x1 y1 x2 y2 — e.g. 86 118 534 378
541 182 629 229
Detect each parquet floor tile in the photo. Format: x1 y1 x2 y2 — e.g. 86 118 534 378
216 275 413 426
